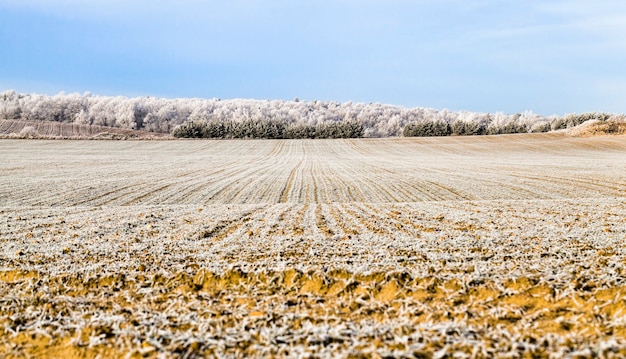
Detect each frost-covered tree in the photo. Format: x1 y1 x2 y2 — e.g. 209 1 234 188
0 91 21 120
3 90 612 138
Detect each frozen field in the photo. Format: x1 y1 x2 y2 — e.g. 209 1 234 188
1 133 626 357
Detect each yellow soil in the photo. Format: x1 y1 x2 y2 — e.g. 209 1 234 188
3 269 626 357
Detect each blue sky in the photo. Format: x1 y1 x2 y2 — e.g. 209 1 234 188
1 0 625 115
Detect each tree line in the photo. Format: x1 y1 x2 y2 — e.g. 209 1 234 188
171 120 363 139
0 90 621 138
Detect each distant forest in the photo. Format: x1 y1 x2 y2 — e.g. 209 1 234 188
0 91 621 139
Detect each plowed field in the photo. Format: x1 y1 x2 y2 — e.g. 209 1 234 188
1 134 626 358
0 119 168 140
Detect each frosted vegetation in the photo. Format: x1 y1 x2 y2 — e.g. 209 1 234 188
2 136 626 357
1 90 623 139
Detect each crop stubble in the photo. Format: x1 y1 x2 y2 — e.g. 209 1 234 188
1 133 626 357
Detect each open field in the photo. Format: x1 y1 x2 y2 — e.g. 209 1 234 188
1 133 626 358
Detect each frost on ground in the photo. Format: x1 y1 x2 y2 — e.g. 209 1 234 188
1 133 626 358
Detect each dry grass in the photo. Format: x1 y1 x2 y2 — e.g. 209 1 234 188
1 133 626 358
568 119 626 137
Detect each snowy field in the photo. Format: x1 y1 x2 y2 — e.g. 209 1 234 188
1 134 626 357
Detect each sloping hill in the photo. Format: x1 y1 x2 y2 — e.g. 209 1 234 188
0 119 170 139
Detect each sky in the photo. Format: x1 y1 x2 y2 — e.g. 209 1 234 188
1 0 625 115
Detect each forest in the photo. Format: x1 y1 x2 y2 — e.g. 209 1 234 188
0 90 620 139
